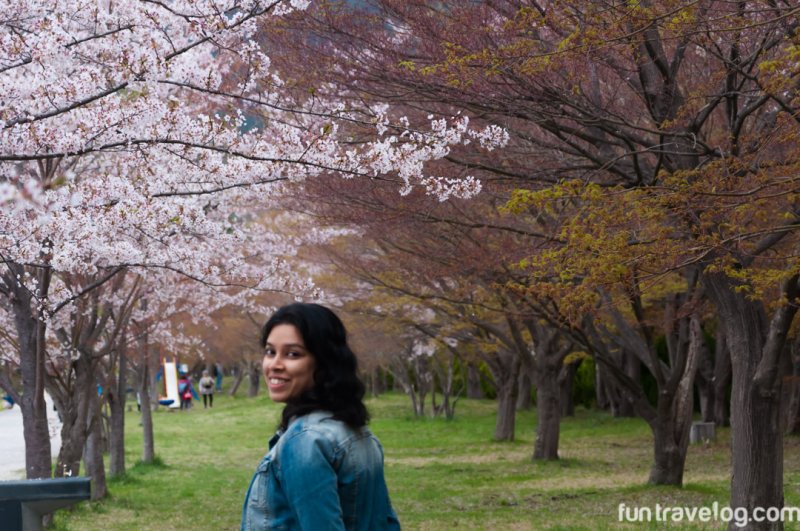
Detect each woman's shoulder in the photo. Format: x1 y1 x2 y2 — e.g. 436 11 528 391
275 414 378 470
287 411 340 434
284 412 368 444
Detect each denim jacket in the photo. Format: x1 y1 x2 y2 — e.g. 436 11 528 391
241 411 401 530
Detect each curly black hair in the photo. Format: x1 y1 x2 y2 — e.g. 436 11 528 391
260 303 369 430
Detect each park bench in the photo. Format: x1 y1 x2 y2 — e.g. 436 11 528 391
0 476 90 531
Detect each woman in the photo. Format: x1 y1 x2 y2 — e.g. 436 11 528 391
199 369 215 408
241 303 401 530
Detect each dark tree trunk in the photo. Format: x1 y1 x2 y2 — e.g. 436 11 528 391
9 270 53 479
647 314 702 486
466 363 484 399
389 353 428 417
616 351 639 418
84 392 107 500
706 273 796 529
649 416 687 485
109 347 127 477
229 363 246 396
534 362 561 460
595 353 636 417
19 365 52 479
370 366 385 397
248 361 261 397
727 343 785 530
559 359 580 417
714 326 732 427
785 338 800 434
414 357 430 417
492 356 520 441
407 382 422 416
51 353 93 479
140 352 155 464
431 354 460 419
695 338 715 423
595 363 610 411
779 350 794 434
516 369 532 411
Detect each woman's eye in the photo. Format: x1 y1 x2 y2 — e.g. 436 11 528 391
287 351 301 358
264 349 276 357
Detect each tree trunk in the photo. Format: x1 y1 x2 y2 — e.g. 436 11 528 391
442 355 460 419
389 357 426 417
52 353 93 479
706 273 795 529
785 338 800 434
19 380 52 479
10 277 53 479
84 392 107 500
493 357 520 441
648 314 702 486
596 356 635 417
714 326 732 427
727 348 785 530
559 359 581 417
229 363 245 396
370 366 385 397
466 363 484 399
779 351 794 434
516 369 532 411
140 353 155 464
534 362 561 460
430 384 439 416
595 363 610 411
432 354 459 419
648 417 687 485
248 361 261 397
616 351 639 418
696 338 715 423
648 386 693 486
407 382 421 416
109 347 127 477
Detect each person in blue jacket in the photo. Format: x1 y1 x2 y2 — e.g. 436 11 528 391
177 372 197 410
241 303 400 530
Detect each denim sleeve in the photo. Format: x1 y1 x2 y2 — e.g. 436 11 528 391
280 429 345 531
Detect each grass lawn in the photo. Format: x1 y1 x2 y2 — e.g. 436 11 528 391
52 391 800 530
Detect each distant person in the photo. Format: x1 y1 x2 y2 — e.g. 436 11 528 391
213 362 223 392
177 373 195 410
2 393 13 410
241 303 400 530
199 370 215 408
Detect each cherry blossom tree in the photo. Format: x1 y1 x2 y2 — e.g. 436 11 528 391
1 0 510 486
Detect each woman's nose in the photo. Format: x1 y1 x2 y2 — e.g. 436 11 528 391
269 353 285 369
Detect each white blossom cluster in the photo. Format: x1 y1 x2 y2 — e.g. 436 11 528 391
411 337 436 359
0 1 508 360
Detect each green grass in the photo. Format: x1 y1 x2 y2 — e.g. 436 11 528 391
50 392 800 530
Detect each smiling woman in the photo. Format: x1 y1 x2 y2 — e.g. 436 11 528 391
241 303 401 530
262 324 316 403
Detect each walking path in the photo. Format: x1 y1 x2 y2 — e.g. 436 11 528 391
0 394 62 480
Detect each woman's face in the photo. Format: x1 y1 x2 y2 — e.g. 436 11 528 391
262 324 316 403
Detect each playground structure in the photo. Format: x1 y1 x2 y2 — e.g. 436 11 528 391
159 359 180 409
